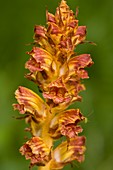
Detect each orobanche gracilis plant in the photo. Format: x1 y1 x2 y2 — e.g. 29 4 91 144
13 0 93 169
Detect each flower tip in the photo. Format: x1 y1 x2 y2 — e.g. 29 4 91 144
84 117 88 123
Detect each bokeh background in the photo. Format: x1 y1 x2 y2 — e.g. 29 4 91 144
0 0 113 170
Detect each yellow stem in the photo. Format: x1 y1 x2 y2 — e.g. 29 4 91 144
41 112 53 148
38 110 54 170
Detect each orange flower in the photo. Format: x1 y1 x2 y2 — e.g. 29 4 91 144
13 86 47 121
13 86 49 136
43 77 70 105
25 47 59 91
20 137 51 168
50 136 86 169
49 109 85 139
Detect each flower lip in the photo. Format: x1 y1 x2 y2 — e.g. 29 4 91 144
34 25 47 38
50 136 86 169
49 109 86 139
26 47 53 72
43 77 69 105
20 137 51 167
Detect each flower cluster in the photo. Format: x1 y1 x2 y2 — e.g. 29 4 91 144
13 0 93 169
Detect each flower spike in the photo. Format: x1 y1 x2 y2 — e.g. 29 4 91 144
13 0 93 169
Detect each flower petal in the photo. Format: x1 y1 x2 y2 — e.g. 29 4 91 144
34 26 55 55
74 26 87 45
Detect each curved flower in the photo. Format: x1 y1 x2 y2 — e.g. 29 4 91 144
59 109 85 138
34 25 55 55
74 26 87 46
25 47 59 90
43 77 71 105
26 47 54 72
50 136 86 169
43 79 85 112
67 53 93 79
20 137 51 168
49 109 85 139
13 86 47 122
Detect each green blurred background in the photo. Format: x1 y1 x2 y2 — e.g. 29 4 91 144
0 0 113 170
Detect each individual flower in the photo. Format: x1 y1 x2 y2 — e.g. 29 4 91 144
43 77 70 105
66 54 93 79
20 137 51 168
13 86 49 136
13 86 47 121
25 47 59 91
49 109 85 139
50 136 86 169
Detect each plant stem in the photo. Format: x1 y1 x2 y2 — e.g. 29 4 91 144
41 110 53 148
38 110 54 170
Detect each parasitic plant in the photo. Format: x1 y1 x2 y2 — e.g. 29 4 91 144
13 0 93 169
